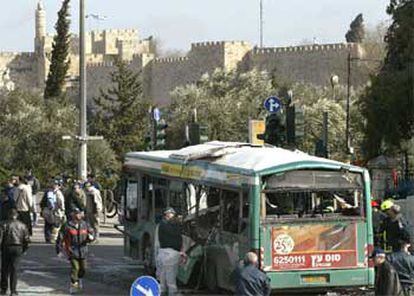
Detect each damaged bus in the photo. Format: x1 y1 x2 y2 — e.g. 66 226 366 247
118 141 374 293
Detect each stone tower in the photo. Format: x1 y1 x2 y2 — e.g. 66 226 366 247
35 1 46 54
35 1 47 88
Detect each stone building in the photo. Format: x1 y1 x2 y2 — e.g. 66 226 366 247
0 1 370 106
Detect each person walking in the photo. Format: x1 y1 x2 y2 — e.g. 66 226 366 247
13 176 33 237
389 236 414 295
373 247 402 296
24 169 40 227
40 180 65 243
56 208 95 294
235 252 271 296
0 180 16 221
84 182 102 241
65 182 86 219
0 209 30 296
155 207 186 296
86 174 102 191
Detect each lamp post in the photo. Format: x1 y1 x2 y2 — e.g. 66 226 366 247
259 0 264 47
79 0 87 179
346 55 382 155
63 0 102 180
330 74 339 101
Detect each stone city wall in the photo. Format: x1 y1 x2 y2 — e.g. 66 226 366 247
247 42 367 87
0 52 38 91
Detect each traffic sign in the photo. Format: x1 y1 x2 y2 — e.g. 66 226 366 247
264 96 282 113
130 276 160 296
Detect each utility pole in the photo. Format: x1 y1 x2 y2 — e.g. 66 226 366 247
64 0 103 179
79 0 87 180
346 52 351 154
259 0 264 48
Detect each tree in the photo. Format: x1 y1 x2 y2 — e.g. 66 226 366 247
359 0 414 158
44 0 71 99
345 13 365 43
0 89 119 184
168 69 274 148
91 61 151 159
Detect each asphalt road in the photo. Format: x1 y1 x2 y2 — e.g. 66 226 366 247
5 217 374 296
12 218 135 296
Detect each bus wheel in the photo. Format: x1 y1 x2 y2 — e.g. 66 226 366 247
142 235 155 276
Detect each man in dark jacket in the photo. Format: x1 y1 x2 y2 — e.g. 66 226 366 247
236 252 271 296
0 180 16 221
380 200 411 252
0 209 30 296
56 208 94 294
155 207 185 296
389 237 414 295
373 248 402 296
64 182 86 218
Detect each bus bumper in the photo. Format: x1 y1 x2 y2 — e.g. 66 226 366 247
266 268 374 291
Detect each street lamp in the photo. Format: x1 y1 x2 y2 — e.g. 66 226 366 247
346 54 382 155
330 74 339 101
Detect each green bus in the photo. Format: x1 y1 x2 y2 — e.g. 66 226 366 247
119 141 374 293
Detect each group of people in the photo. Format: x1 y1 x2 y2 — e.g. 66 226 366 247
39 176 103 244
373 199 414 296
0 172 103 295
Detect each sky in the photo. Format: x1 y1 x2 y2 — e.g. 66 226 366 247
0 0 391 54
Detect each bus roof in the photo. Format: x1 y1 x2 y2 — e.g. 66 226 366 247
125 141 363 181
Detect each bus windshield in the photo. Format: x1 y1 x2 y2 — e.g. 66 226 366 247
262 170 365 219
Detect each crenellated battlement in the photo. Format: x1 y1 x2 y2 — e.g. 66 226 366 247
191 40 249 49
153 56 189 64
0 52 22 58
86 61 115 68
252 42 357 55
132 53 155 59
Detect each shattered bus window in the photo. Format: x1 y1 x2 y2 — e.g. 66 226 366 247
263 170 364 219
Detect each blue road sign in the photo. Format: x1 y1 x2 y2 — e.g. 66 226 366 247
130 276 160 296
264 96 282 113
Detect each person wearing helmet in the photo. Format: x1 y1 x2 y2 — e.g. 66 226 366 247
380 199 411 252
372 199 387 247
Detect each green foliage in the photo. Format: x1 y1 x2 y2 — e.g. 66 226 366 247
91 60 151 160
169 68 365 161
168 69 272 148
44 0 71 99
0 90 76 181
345 13 365 43
359 0 414 158
0 90 119 185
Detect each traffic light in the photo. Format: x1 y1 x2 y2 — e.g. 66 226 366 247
189 123 209 145
286 106 295 146
258 113 287 147
295 107 305 144
315 139 327 157
144 131 152 151
155 119 168 150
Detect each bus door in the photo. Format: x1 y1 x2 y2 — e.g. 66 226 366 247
206 188 249 291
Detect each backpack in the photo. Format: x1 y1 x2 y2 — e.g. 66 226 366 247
46 191 57 210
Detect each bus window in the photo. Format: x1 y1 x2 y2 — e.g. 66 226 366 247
264 189 363 218
263 170 365 219
222 190 240 233
125 180 138 222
